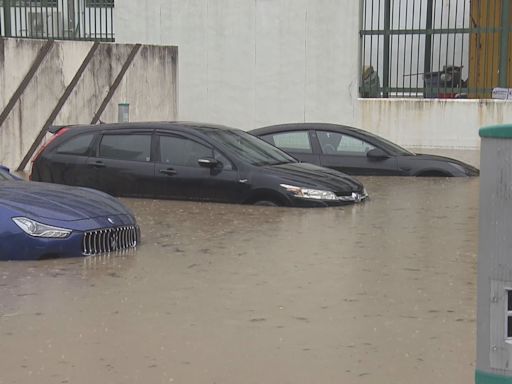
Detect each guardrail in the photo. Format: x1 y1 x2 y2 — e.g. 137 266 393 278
0 0 114 41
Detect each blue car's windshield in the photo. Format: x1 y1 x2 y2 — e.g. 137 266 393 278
203 129 297 166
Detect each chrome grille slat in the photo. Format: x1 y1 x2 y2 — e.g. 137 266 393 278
81 225 139 256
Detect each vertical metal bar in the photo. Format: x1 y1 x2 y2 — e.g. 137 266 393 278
488 0 496 91
83 0 86 39
376 0 381 95
110 0 113 40
499 0 510 87
94 0 97 39
100 0 103 39
424 0 434 76
3 0 11 37
482 0 492 95
88 0 91 38
460 0 466 94
23 0 28 37
402 0 409 95
383 0 391 97
369 0 374 80
46 0 50 38
437 0 445 97
415 0 423 97
409 0 415 96
445 0 451 95
396 0 401 96
51 0 56 38
61 0 65 38
40 0 45 38
12 0 17 37
360 0 366 97
451 0 459 96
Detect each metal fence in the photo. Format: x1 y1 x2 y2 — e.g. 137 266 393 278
360 0 512 99
0 0 114 41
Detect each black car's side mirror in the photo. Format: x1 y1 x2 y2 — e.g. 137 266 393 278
366 148 390 159
198 157 220 168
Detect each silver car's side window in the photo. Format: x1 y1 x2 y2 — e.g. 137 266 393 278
317 131 375 156
265 131 312 153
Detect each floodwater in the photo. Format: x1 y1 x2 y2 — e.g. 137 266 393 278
0 150 480 384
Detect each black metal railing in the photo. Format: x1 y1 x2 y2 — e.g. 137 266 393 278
0 0 114 41
360 0 512 99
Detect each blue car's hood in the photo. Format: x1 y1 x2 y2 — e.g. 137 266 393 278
0 181 133 221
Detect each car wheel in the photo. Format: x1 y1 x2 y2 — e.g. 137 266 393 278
253 200 279 207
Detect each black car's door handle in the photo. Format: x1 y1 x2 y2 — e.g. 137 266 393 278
89 161 106 168
160 168 177 176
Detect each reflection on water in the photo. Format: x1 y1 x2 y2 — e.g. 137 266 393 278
1 149 480 384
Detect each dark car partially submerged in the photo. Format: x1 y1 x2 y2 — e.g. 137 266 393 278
250 123 479 177
31 122 368 207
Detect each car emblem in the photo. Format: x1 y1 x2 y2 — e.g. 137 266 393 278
107 217 115 224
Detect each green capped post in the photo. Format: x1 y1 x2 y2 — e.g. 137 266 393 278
476 124 512 383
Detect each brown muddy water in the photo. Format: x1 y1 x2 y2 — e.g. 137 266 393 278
1 150 479 384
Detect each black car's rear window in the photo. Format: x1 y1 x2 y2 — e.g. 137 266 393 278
55 133 95 156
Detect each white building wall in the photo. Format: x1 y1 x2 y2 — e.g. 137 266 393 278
115 0 360 130
116 0 512 149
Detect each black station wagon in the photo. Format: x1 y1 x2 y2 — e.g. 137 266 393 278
31 122 368 207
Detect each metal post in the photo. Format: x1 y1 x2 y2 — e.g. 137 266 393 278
476 124 512 384
499 0 510 87
67 0 76 38
424 0 434 75
382 0 391 98
118 103 129 123
3 0 11 37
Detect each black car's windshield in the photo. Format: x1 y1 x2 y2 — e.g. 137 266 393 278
203 129 297 166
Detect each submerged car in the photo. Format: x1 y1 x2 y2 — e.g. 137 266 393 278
0 165 21 180
0 169 139 261
250 123 479 177
30 122 368 207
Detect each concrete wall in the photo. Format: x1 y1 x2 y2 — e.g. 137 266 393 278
358 99 512 149
0 38 177 170
115 0 510 150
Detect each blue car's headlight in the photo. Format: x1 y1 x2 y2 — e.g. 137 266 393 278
12 217 72 238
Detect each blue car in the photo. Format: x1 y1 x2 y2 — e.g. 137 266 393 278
0 165 21 180
0 167 140 260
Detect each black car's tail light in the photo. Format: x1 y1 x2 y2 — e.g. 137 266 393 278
82 226 139 256
29 127 70 180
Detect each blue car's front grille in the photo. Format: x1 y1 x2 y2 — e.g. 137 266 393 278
82 226 139 256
